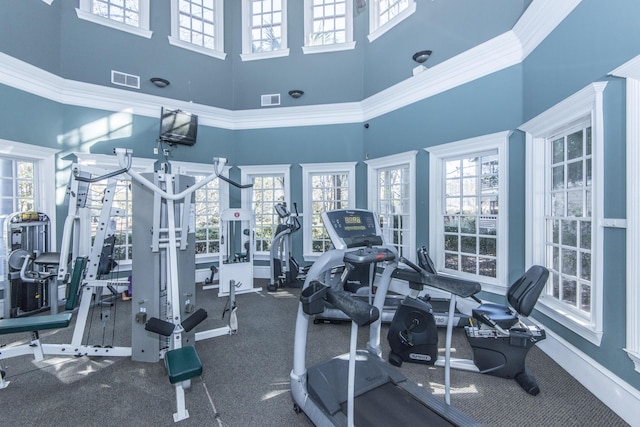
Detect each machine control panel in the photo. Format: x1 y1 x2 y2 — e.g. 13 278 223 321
321 209 384 250
343 246 396 265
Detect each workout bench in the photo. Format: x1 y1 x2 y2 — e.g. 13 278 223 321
0 313 73 389
145 308 208 422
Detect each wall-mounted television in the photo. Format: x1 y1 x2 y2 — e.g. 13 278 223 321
159 107 198 146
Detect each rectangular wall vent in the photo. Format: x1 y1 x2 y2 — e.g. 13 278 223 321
261 93 280 107
111 70 140 89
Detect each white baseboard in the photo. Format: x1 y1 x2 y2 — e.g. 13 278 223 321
537 325 640 426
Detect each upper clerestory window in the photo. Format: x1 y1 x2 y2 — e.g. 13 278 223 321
302 0 356 55
368 0 416 43
76 0 152 39
169 0 226 60
241 0 290 62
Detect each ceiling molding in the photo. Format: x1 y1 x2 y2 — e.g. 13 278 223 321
0 0 581 130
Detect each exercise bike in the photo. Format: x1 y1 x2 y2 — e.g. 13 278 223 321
388 247 549 402
268 202 309 291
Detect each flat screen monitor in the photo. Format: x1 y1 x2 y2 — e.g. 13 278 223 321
159 107 198 146
321 209 383 250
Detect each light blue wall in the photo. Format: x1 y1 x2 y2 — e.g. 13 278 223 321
1 0 640 398
519 0 639 390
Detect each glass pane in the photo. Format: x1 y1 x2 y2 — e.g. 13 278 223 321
561 220 577 246
552 166 564 190
580 283 591 312
580 252 591 281
446 179 460 196
479 257 496 278
580 220 591 249
461 255 476 274
444 216 458 232
479 237 496 256
461 236 476 254
445 253 458 270
567 161 583 187
552 137 564 164
552 192 565 216
562 248 577 276
561 278 577 305
567 130 583 160
444 234 458 251
460 216 476 234
567 190 583 217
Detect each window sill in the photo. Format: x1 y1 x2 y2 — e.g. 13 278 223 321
240 49 290 62
168 37 227 60
76 9 152 39
535 295 603 346
367 2 416 43
302 42 356 55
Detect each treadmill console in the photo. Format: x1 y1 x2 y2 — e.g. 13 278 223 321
343 246 396 265
321 209 384 250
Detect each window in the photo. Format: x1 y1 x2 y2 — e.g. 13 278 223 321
240 165 290 258
520 82 607 345
368 0 416 42
303 0 355 54
172 161 229 262
427 133 508 292
76 0 152 38
366 152 416 260
169 0 226 60
75 153 155 266
301 162 356 258
241 0 289 61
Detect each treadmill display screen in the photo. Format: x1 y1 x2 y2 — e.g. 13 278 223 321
323 210 382 248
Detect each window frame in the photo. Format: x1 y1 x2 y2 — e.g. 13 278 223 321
366 151 416 261
426 132 509 293
301 161 357 260
240 0 290 62
367 0 416 43
171 160 230 264
76 0 152 39
520 82 607 346
239 164 291 260
0 139 58 236
74 153 156 268
302 0 356 55
168 0 226 60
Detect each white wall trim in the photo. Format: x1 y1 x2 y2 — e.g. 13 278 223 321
536 325 640 427
609 54 640 372
0 0 580 130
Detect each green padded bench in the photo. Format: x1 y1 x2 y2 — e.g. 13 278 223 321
0 313 73 335
165 345 203 384
164 345 203 422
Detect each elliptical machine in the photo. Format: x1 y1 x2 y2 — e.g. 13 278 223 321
268 202 309 291
387 247 549 400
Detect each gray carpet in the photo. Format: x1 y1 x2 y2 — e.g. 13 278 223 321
0 280 629 426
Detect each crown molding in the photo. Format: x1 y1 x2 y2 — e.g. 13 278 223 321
0 0 581 130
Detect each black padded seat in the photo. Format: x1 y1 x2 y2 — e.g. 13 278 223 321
472 303 518 329
472 265 549 329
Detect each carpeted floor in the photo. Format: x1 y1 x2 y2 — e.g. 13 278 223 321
0 280 630 427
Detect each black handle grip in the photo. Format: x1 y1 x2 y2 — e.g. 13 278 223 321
326 288 380 327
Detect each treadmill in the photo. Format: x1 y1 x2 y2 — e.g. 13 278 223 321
290 209 480 427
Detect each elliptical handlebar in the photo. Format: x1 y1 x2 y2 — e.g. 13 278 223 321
399 256 482 299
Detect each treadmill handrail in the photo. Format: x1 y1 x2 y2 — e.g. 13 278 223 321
325 287 380 327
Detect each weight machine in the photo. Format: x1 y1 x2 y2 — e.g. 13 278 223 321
1 150 253 422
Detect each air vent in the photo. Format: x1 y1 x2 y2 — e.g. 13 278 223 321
111 70 140 89
261 93 280 107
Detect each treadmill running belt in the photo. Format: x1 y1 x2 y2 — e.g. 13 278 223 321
341 382 457 427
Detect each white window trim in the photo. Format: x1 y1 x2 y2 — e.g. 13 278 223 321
239 164 291 260
0 139 59 250
171 160 230 263
301 161 357 261
302 0 355 54
168 0 227 60
610 55 640 371
240 0 290 62
520 82 607 346
366 151 417 261
367 0 416 43
426 133 509 293
76 0 152 39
